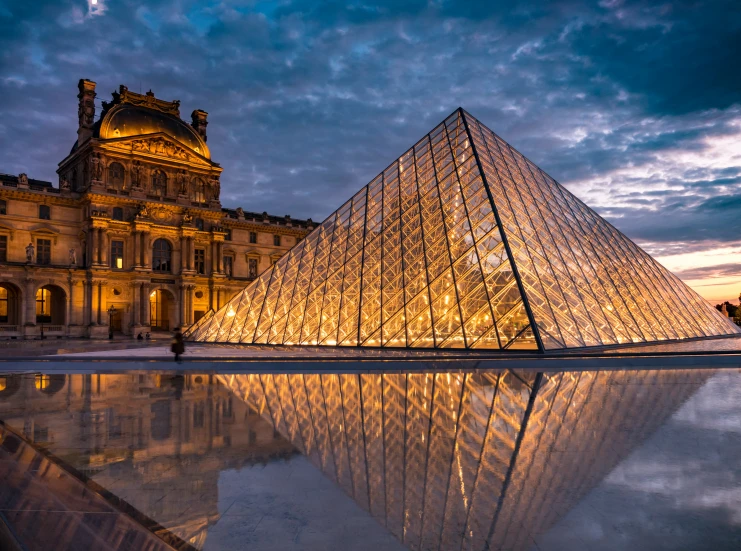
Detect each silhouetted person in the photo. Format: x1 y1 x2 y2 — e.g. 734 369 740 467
171 330 185 363
136 332 143 341
145 332 151 340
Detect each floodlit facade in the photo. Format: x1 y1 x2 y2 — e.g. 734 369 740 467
188 109 740 350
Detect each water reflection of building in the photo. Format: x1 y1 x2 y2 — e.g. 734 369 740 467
218 369 711 551
0 373 295 549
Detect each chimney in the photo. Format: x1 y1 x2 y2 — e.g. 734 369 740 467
191 109 208 142
77 79 97 146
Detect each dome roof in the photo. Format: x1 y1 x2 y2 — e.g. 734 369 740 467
98 104 210 159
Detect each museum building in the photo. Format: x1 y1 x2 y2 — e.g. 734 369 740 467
0 79 313 338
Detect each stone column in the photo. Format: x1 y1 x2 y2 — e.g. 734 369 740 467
132 231 140 268
216 287 222 310
101 230 109 267
187 286 194 324
179 285 185 327
142 283 151 326
91 228 99 266
96 281 104 325
67 279 74 326
140 232 148 268
188 237 194 271
131 282 140 329
24 278 36 326
211 241 217 274
83 281 92 326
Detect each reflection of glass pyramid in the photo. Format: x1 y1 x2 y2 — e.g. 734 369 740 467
188 109 740 350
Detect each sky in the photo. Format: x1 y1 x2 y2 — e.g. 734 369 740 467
0 0 740 303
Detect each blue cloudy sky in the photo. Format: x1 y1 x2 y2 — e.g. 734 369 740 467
1 0 740 302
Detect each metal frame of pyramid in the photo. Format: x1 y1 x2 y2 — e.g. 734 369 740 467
186 108 740 351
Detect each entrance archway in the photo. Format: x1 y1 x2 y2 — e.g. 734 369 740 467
150 289 175 331
0 283 22 326
36 285 66 325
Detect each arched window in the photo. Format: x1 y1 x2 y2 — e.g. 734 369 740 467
152 239 172 273
152 170 167 197
112 207 124 221
192 178 206 203
108 162 125 187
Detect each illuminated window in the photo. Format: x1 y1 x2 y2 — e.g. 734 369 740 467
152 239 171 273
195 248 205 274
248 258 258 278
273 234 281 247
112 207 124 221
0 286 8 323
35 374 50 390
111 240 124 269
0 235 6 262
192 178 206 203
36 288 51 323
249 231 257 244
39 205 50 220
36 239 51 265
108 162 125 187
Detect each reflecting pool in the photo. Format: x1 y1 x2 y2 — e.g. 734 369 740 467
1 368 741 550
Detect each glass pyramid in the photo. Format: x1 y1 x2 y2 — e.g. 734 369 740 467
187 109 740 350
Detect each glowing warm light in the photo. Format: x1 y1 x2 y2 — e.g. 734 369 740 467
116 258 123 269
188 109 739 350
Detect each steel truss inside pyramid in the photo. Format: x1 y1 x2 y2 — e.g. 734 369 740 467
187 109 740 350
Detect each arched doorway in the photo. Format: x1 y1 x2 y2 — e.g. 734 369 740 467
0 283 22 327
36 285 66 325
150 289 175 331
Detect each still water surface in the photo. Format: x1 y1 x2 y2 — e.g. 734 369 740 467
1 368 740 550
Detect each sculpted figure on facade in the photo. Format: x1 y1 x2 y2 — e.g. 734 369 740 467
25 242 34 263
236 207 245 219
90 153 103 182
69 248 77 266
18 173 28 187
137 204 149 218
60 177 70 190
131 161 143 189
182 212 193 224
209 175 220 201
177 170 187 195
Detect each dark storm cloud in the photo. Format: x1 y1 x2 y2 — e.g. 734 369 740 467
0 0 739 252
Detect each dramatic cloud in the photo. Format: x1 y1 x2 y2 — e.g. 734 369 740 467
0 0 739 299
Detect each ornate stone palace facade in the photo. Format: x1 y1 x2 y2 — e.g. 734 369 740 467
0 79 312 338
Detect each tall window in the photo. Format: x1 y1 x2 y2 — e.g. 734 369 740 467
195 218 204 231
192 178 206 203
224 229 232 241
0 286 8 323
152 239 171 273
0 200 6 215
112 207 124 221
248 258 258 279
36 288 51 323
0 236 6 262
108 162 125 187
223 255 233 276
194 248 205 274
249 231 257 244
152 170 167 197
273 234 281 246
36 239 51 265
39 205 50 220
111 240 124 269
